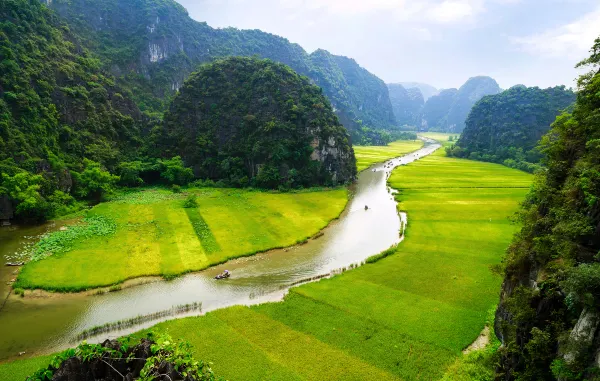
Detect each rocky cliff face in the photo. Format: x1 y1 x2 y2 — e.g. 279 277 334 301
44 0 396 135
494 40 600 380
158 57 356 188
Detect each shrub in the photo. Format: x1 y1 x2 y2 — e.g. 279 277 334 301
183 194 198 208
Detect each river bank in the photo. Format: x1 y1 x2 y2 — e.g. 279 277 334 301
0 141 432 369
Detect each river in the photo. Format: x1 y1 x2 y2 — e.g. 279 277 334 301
0 139 440 362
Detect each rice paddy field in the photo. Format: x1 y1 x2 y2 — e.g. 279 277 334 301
353 140 424 171
15 188 348 291
0 144 533 380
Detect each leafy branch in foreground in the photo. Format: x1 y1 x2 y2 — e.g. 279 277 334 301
28 333 219 381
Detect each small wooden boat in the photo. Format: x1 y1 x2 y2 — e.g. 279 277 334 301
5 262 24 267
215 271 231 280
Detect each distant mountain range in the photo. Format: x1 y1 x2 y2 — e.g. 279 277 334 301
387 84 425 128
398 82 439 101
389 77 502 133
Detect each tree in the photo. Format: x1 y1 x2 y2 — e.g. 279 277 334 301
73 159 120 203
158 156 194 186
0 171 51 221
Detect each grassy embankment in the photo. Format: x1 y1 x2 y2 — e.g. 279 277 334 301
15 188 348 292
1 142 532 380
353 140 424 172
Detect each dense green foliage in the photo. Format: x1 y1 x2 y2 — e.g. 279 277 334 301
0 0 145 221
46 0 398 140
423 77 501 132
387 83 424 127
495 38 600 380
447 85 576 173
157 57 356 189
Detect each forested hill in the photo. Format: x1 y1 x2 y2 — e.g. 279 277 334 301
495 38 600 380
387 84 424 128
447 85 576 172
42 0 397 141
422 76 501 132
158 57 356 188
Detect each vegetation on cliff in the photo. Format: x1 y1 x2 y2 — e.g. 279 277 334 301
28 334 217 381
157 57 356 189
0 0 146 222
447 85 576 173
495 37 600 380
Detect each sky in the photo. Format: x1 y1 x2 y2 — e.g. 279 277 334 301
176 0 600 90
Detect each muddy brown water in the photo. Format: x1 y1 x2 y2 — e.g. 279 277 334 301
0 140 440 362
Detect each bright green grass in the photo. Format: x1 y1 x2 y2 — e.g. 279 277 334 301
1 155 532 380
353 140 424 172
0 355 52 381
16 188 348 291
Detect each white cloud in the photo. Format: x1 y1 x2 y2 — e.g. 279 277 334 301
279 0 405 15
412 27 434 41
511 6 600 57
278 0 511 24
428 0 483 24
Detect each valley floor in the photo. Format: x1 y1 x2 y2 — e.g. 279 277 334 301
15 188 348 292
353 140 424 172
0 143 532 380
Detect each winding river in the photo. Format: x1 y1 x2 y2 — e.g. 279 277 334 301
0 139 440 362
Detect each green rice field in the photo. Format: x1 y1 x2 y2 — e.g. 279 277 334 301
353 140 424 171
15 188 348 291
1 145 533 380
